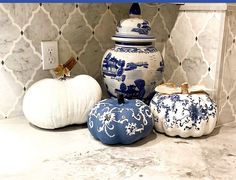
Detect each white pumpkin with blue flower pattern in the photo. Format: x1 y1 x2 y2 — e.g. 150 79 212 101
150 83 217 138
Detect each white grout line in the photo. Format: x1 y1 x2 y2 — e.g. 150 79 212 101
0 4 22 30
76 6 93 59
215 119 236 128
59 7 78 59
21 5 41 32
6 91 25 117
41 6 60 34
93 9 115 52
60 4 77 33
159 10 170 35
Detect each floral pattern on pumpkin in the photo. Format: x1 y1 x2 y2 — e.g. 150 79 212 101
125 122 144 136
88 99 152 138
150 93 217 131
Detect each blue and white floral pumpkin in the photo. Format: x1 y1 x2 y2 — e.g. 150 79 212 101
150 83 217 138
88 95 154 144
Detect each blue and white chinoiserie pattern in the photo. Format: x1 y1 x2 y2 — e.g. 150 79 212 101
88 98 154 145
102 46 164 100
150 93 217 138
101 3 164 101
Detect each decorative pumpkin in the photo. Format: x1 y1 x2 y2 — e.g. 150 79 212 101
88 95 154 145
150 83 217 138
23 57 102 129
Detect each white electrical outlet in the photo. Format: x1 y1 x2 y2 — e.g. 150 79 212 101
41 41 59 70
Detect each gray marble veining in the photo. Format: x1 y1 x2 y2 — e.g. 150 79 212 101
94 11 116 51
79 4 107 28
80 37 104 77
0 7 19 59
62 10 91 54
5 38 41 86
24 9 58 54
183 44 208 85
163 40 179 81
3 4 38 28
43 3 75 29
0 117 235 180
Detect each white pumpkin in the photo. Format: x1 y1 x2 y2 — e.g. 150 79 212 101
23 75 102 129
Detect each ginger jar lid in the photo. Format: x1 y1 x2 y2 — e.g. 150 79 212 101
111 3 156 43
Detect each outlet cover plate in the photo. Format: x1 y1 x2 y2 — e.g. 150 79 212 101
41 41 59 70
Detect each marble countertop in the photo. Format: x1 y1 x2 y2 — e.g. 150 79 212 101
0 116 236 180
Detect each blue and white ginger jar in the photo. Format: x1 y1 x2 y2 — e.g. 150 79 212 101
88 95 154 145
150 83 217 138
102 3 164 102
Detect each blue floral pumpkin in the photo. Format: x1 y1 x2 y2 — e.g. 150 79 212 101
87 95 154 144
150 83 217 138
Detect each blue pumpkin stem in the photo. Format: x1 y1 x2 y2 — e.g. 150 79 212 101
129 3 141 16
118 94 125 104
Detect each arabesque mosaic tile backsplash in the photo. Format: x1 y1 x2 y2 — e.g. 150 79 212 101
0 3 130 119
218 9 236 125
0 3 235 126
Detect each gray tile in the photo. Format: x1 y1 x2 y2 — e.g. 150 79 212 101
183 44 207 85
218 102 235 125
187 12 213 35
94 11 116 50
198 14 222 65
171 67 187 86
24 9 58 53
8 95 23 118
0 7 19 59
43 3 75 29
28 67 52 88
228 11 236 35
110 3 130 23
0 67 22 116
171 13 195 60
163 40 179 81
5 38 41 86
71 61 88 77
222 45 236 92
3 4 38 28
199 73 215 99
209 62 217 82
62 10 91 55
218 85 227 111
80 37 104 77
159 4 179 33
58 38 74 64
225 22 234 52
229 86 236 115
79 3 107 28
141 4 158 22
152 14 168 52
